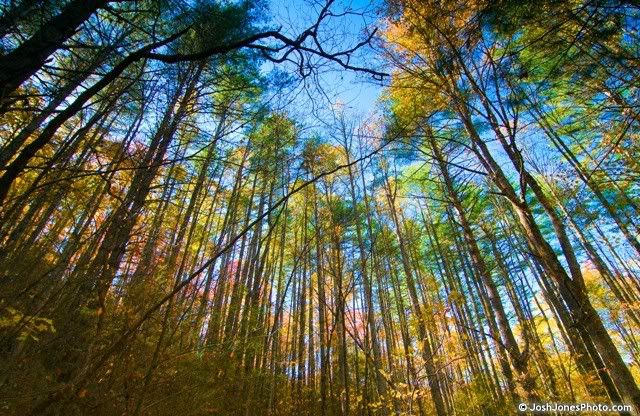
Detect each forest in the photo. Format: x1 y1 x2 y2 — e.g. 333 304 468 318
0 0 639 415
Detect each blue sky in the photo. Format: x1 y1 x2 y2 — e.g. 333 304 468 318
265 0 386 120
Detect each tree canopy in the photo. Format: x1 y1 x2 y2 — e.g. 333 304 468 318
1 0 639 415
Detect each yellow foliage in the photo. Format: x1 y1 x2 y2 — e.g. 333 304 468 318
0 302 56 342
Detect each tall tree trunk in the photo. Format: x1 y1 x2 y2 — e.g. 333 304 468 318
0 0 108 101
